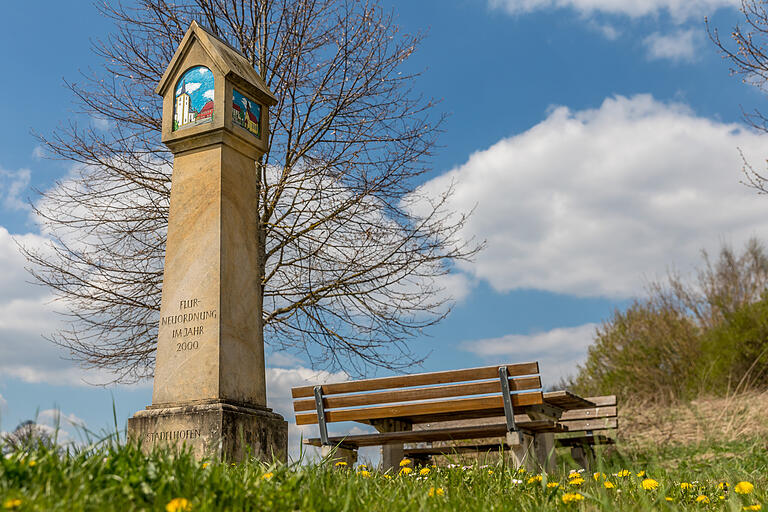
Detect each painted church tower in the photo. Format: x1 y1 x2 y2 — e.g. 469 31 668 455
174 81 193 128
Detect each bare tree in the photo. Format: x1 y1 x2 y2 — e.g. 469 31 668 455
1 421 55 454
24 0 480 383
708 0 768 193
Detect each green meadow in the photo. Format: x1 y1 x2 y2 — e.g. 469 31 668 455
1 425 765 512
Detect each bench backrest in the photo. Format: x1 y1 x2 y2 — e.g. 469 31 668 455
291 362 543 426
558 395 618 431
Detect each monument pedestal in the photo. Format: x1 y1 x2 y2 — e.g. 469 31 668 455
128 400 287 462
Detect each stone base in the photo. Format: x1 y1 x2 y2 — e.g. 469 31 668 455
127 400 287 462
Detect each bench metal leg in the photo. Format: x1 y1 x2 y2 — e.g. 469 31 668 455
322 444 358 466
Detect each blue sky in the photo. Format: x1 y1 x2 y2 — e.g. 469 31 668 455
0 0 766 456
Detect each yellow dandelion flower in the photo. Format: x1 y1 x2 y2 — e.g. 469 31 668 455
399 467 413 475
428 487 445 497
569 477 585 486
517 467 526 474
604 481 615 489
665 497 674 502
636 470 645 477
718 482 728 490
399 458 412 467
334 461 348 467
680 482 693 490
562 492 584 504
743 505 762 511
165 498 191 512
568 471 581 479
383 474 392 480
719 495 725 500
735 482 755 495
3 499 22 510
28 460 37 467
202 462 210 469
617 470 631 478
695 495 710 504
359 464 367 469
593 472 606 481
547 482 559 488
261 472 274 480
641 478 659 490
527 475 543 484
359 470 371 477
487 470 494 475
419 468 430 476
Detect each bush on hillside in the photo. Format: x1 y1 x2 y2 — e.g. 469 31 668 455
570 238 768 403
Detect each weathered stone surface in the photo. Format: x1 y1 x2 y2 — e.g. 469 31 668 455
151 142 266 408
126 22 286 463
128 401 287 462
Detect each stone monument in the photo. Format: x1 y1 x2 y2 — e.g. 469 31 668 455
127 21 288 462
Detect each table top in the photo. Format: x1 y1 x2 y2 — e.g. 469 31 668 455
543 390 596 410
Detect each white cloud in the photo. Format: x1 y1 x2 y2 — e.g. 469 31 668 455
643 29 701 62
179 82 201 94
38 408 86 429
31 146 45 160
0 167 31 211
414 94 768 299
489 0 738 22
91 117 111 131
0 393 6 409
590 22 620 40
461 323 598 385
203 89 214 100
266 366 350 461
0 226 113 386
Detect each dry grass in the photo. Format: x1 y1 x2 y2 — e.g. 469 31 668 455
618 389 768 450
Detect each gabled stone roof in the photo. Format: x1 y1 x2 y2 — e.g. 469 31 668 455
156 21 277 106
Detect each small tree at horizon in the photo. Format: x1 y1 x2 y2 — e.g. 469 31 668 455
24 0 480 383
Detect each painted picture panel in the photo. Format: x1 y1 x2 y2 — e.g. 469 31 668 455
232 88 261 137
173 66 214 131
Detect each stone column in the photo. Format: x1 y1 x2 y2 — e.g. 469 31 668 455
126 21 287 462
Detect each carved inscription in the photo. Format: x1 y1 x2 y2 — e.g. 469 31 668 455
160 297 217 351
145 429 201 442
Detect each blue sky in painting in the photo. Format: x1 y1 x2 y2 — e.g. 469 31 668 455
175 66 215 113
0 0 766 457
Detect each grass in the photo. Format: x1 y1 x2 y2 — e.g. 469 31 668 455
0 435 765 511
1 395 767 511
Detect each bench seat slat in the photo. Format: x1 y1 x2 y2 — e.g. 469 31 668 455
543 391 596 410
585 395 617 407
302 419 563 448
559 417 618 431
295 391 543 425
559 406 617 421
291 362 540 398
293 376 542 412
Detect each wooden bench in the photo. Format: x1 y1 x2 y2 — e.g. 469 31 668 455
291 362 570 471
555 395 618 469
